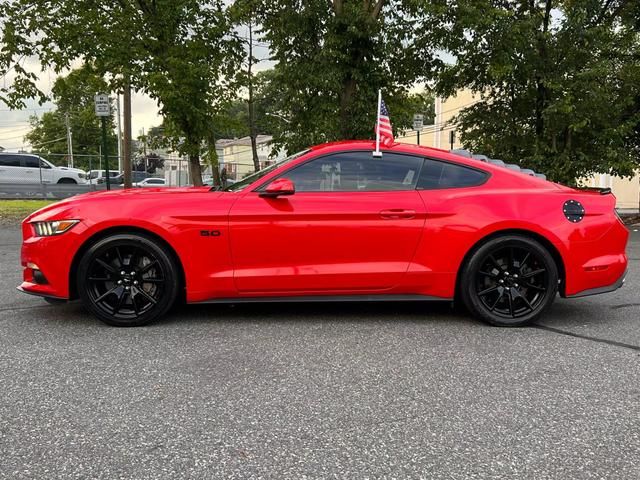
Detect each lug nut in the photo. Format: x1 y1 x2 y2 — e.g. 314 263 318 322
117 280 123 285
130 271 135 276
120 271 126 276
133 281 139 285
125 286 130 290
499 279 504 284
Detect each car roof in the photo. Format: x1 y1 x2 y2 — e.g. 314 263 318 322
304 140 556 189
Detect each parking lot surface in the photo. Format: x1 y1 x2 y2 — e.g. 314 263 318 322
1 227 639 479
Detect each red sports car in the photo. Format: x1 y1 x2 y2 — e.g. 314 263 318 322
19 141 628 327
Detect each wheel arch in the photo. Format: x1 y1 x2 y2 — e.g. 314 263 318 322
68 225 186 301
454 228 567 300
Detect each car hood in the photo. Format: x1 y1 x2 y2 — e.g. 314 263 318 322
25 186 219 222
55 166 86 174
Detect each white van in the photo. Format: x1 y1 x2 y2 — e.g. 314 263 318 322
0 153 87 184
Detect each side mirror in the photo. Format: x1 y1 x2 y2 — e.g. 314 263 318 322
260 178 295 198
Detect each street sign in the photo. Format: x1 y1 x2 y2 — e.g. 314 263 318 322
412 114 424 131
94 94 111 117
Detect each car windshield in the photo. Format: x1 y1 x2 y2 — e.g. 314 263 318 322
223 149 311 192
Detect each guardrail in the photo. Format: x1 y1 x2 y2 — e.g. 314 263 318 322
0 183 108 200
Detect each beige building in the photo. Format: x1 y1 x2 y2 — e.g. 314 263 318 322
398 90 639 212
162 134 285 185
217 135 285 181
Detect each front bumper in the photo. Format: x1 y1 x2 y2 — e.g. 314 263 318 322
18 222 85 300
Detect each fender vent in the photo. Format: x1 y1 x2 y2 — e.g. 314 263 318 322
564 200 585 223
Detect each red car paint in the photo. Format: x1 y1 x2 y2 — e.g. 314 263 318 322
19 141 628 303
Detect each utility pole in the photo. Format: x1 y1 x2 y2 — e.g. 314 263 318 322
123 80 133 189
116 94 123 173
65 112 74 167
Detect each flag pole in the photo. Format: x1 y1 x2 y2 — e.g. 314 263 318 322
373 89 382 157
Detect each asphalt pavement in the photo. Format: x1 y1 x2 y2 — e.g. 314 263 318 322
0 226 639 479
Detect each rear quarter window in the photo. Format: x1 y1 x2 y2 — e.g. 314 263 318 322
417 159 488 190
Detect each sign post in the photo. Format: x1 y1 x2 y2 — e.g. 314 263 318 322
412 114 424 146
94 94 111 190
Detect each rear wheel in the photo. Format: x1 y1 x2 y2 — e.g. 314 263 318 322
460 235 558 327
77 233 179 326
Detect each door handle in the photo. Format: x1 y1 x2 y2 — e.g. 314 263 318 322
379 209 416 219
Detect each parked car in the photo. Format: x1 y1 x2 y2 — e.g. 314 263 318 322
0 153 87 184
133 178 167 188
112 171 151 185
19 141 628 327
87 170 121 185
202 175 236 187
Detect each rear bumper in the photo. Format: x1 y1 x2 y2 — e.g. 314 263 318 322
562 220 629 297
566 267 627 298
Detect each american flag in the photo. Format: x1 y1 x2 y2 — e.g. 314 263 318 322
376 98 394 147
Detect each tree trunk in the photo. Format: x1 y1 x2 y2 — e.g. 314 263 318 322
339 76 357 139
534 0 553 141
189 153 203 186
248 20 260 172
207 133 221 188
123 81 133 188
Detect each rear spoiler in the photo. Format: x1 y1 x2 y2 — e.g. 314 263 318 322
576 187 612 195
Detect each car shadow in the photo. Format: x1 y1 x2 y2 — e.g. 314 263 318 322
156 299 470 327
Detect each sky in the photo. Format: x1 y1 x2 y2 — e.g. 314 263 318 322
0 31 272 152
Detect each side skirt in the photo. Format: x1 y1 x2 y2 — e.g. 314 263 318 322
192 294 452 305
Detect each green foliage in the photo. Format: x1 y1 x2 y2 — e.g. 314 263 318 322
0 0 243 184
436 0 640 184
249 0 442 153
25 65 117 170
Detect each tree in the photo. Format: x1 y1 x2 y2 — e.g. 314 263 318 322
247 0 442 153
0 0 243 186
435 0 640 184
25 65 118 170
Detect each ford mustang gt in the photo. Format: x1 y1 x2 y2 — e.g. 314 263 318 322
19 141 628 327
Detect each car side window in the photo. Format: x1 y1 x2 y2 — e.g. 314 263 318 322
417 159 488 190
22 156 40 168
0 155 20 167
275 152 423 192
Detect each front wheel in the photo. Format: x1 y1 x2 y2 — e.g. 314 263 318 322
77 233 179 327
460 235 558 327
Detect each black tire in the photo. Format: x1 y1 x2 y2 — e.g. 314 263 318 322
460 235 558 327
76 233 179 327
57 178 77 184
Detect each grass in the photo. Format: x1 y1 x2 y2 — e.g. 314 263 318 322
0 199 57 224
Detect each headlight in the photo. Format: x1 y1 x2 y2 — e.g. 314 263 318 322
78 173 85 179
32 220 79 237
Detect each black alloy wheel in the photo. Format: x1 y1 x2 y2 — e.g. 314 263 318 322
77 233 179 326
460 235 558 326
